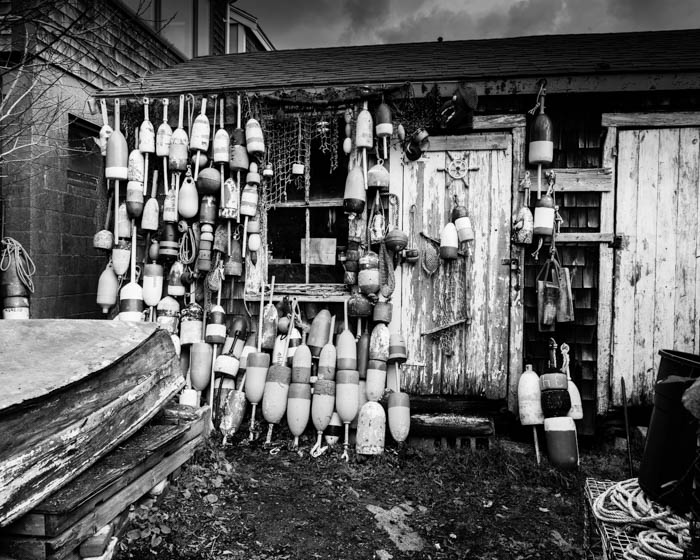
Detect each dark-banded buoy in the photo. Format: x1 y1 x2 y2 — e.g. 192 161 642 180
440 222 459 259
196 224 214 273
139 98 155 197
156 296 180 334
118 280 143 322
367 161 390 192
343 166 366 219
189 341 213 391
206 304 227 344
292 333 312 383
287 382 311 449
156 98 172 192
317 315 337 381
544 416 579 470
142 262 164 312
369 323 390 363
357 321 370 380
358 251 380 295
168 95 188 174
388 392 410 444
311 379 336 456
366 360 387 402
324 411 343 447
336 369 359 460
533 192 555 237
375 102 393 160
336 299 357 370
197 167 221 197
262 363 291 444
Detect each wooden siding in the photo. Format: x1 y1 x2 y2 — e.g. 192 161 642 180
612 127 700 406
399 134 512 397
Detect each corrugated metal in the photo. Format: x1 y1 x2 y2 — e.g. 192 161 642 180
99 28 700 97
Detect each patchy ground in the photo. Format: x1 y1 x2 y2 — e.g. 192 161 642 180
115 428 631 560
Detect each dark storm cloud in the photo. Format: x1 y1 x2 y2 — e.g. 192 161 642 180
607 0 700 29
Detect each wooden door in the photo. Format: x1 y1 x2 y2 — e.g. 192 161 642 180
397 133 513 397
612 127 700 406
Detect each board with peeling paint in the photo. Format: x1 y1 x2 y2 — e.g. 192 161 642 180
398 134 512 398
613 127 700 406
0 320 184 527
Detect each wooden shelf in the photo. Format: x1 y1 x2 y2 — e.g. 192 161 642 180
519 168 613 192
271 198 344 209
244 283 350 302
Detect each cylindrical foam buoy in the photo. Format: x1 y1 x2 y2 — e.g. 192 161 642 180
214 350 240 377
518 365 544 425
292 340 312 383
533 193 555 237
318 338 336 381
529 112 554 165
372 300 392 325
245 352 270 406
142 263 164 309
356 401 385 455
455 215 475 243
166 260 186 297
119 281 144 322
336 369 360 426
336 327 357 371
239 333 257 370
179 302 203 346
197 167 221 197
343 166 366 217
440 222 459 259
156 296 180 334
540 373 571 418
287 382 311 446
307 309 331 357
388 333 407 364
262 364 291 425
366 360 387 402
111 240 130 277
369 323 390 362
96 262 119 314
358 251 380 295
205 304 227 345
189 341 213 391
357 328 370 380
388 392 411 443
245 118 265 159
159 223 179 261
311 379 336 435
544 416 579 470
199 195 218 225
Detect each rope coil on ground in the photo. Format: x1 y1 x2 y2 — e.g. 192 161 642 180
593 479 690 559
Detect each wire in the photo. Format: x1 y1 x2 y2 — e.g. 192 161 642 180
0 237 36 293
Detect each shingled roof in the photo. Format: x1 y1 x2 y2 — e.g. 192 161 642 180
99 28 700 98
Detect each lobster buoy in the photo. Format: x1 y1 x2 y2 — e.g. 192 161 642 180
162 184 177 223
355 105 373 149
118 281 144 322
199 195 218 226
317 316 337 381
224 239 243 278
307 308 332 357
156 296 180 334
142 263 164 309
262 364 291 443
375 102 393 160
324 411 343 447
139 99 155 193
285 328 302 367
160 223 179 262
372 299 392 325
166 261 185 298
540 373 571 418
179 300 204 346
388 333 407 365
356 401 385 455
169 100 189 173
220 178 239 220
369 323 390 362
533 192 555 237
388 392 410 443
440 223 459 259
111 239 130 277
127 134 145 184
336 300 356 370
336 369 360 429
287 382 311 448
311 379 336 453
96 261 119 314
141 178 160 233
544 416 579 470
239 332 257 370
292 335 312 383
366 360 387 402
352 380 368 429
367 162 390 192
348 287 372 318
190 97 210 179
220 380 247 443
116 202 130 239
178 169 199 219
126 181 144 219
518 365 544 425
197 167 221 197
98 99 113 157
385 229 408 253
189 341 213 391
357 325 370 380
206 304 227 344
105 107 128 181
196 224 214 273
245 118 265 159
213 98 230 202
358 251 380 295
230 128 249 172
248 233 261 253
343 166 366 218
529 107 554 166
156 99 172 158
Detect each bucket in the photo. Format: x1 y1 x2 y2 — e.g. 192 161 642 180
638 375 697 512
657 349 700 381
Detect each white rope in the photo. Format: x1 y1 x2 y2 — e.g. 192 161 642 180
0 237 36 293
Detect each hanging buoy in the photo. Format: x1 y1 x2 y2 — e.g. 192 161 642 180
159 223 179 261
224 238 243 277
139 98 155 196
240 178 258 258
369 323 390 362
220 178 239 220
540 373 571 418
343 166 366 218
440 222 459 259
533 192 555 237
310 379 336 456
287 382 311 449
142 170 160 232
98 99 113 157
262 363 292 444
367 161 390 192
336 299 357 370
372 299 392 325
245 118 265 159
190 97 210 180
178 168 199 219
105 100 128 181
248 232 261 254
388 392 410 444
260 280 278 351
126 181 144 219
179 300 203 346
169 95 189 173
324 411 343 447
199 195 218 226
111 239 130 277
142 263 164 310
196 166 220 197
239 332 257 370
385 229 408 253
336 369 359 459
156 296 180 334
307 308 332 357
348 288 372 318
162 182 178 223
544 416 579 470
518 365 544 425
285 327 302 367
355 102 373 189
119 281 144 322
189 341 213 390
366 360 387 402
375 102 393 160
513 173 534 245
358 251 380 295
206 304 227 344
356 401 385 455
528 96 554 165
96 261 119 314
560 343 583 420
213 97 230 200
318 315 337 381
156 98 172 192
196 224 214 273
229 128 249 173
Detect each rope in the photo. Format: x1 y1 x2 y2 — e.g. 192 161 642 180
178 221 197 264
0 237 36 293
593 479 690 559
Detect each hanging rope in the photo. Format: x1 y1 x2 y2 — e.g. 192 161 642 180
178 220 197 264
0 237 36 293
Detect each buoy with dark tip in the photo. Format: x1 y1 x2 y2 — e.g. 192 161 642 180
375 102 393 160
440 222 459 259
239 332 257 371
308 308 332 357
206 304 227 345
311 379 336 456
179 297 203 346
142 262 164 312
324 411 343 447
156 296 180 334
246 290 270 440
343 166 366 219
533 192 555 237
245 118 265 160
544 416 579 470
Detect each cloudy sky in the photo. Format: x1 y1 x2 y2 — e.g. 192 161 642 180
236 0 700 50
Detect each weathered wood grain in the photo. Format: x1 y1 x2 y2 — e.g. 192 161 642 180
0 325 183 528
603 112 700 128
426 133 510 152
517 168 613 192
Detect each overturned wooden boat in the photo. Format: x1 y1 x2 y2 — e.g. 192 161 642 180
0 320 183 527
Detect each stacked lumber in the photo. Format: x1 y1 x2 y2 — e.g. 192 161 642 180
0 320 185 528
0 405 210 560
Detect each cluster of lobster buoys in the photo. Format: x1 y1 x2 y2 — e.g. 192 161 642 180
213 290 410 460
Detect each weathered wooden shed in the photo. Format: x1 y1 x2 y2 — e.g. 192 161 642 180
100 28 700 433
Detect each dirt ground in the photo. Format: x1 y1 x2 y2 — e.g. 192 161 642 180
114 423 633 560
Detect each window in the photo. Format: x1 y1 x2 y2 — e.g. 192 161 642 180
67 116 101 189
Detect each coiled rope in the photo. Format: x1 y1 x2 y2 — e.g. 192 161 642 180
0 237 36 293
592 479 689 559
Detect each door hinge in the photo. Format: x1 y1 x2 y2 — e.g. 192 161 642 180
609 235 625 250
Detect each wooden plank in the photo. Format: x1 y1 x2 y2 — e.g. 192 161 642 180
485 146 512 400
597 126 617 414
508 126 526 413
676 128 700 354
632 129 660 405
410 414 494 437
652 128 680 392
471 114 525 130
0 330 184 528
602 112 700 128
0 321 157 410
426 133 509 152
517 168 612 192
556 233 614 243
271 198 344 208
612 130 640 406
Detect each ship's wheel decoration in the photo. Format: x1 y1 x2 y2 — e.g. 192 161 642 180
438 151 479 189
